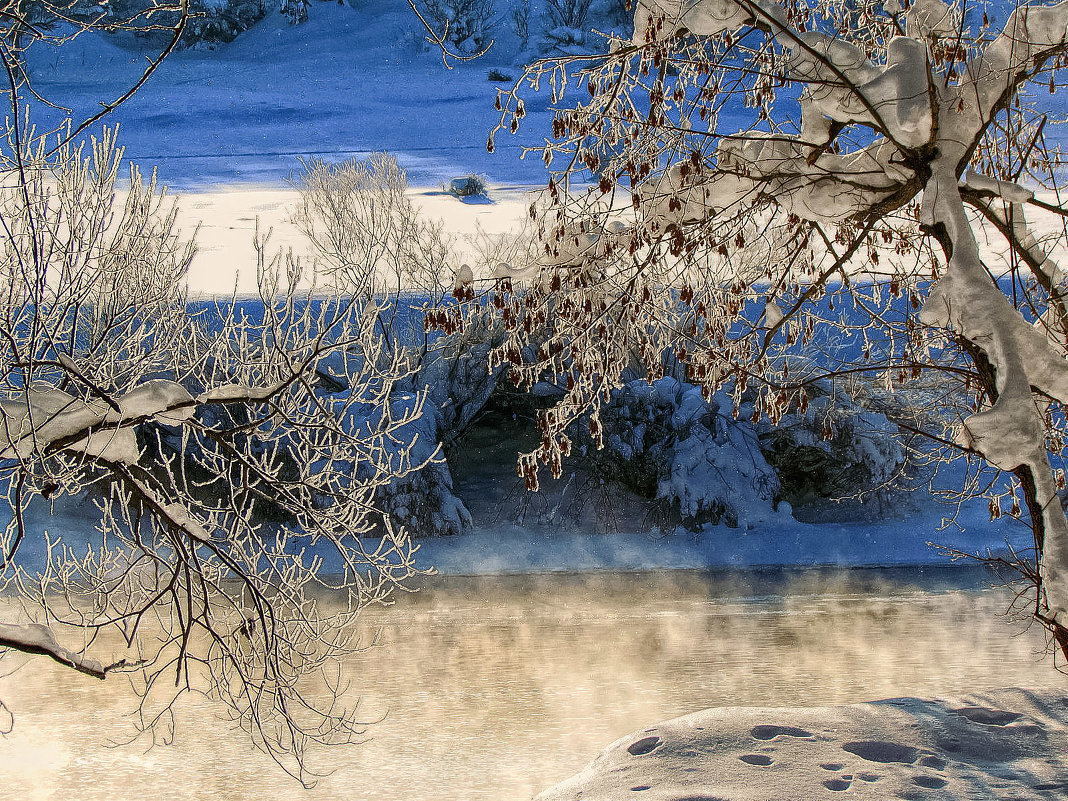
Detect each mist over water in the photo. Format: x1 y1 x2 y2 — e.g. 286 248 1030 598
1 567 1063 801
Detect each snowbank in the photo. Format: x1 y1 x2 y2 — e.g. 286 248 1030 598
416 498 1029 575
537 687 1068 801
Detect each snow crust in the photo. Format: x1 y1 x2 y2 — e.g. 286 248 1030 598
536 687 1068 801
0 381 195 466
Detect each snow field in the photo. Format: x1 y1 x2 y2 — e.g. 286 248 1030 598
537 688 1068 801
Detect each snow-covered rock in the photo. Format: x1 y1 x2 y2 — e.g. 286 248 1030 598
536 687 1068 801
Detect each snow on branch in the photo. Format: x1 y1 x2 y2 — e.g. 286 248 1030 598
0 622 135 680
491 0 1068 651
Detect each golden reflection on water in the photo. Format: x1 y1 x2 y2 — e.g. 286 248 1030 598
0 567 1063 801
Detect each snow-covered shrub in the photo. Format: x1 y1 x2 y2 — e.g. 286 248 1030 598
757 387 905 508
539 24 591 55
372 312 510 537
189 0 269 44
538 0 599 54
373 393 474 537
593 378 780 530
104 0 269 46
512 0 532 48
545 0 594 28
421 0 499 54
279 0 309 26
448 174 489 197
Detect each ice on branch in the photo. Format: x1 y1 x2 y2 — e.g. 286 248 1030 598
961 170 1034 204
632 0 783 43
792 34 933 149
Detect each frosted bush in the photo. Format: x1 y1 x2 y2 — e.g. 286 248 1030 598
594 378 780 530
420 0 499 54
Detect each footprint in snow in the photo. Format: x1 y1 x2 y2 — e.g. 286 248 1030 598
627 736 662 756
823 778 852 791
949 706 1023 726
820 763 844 771
738 754 773 766
919 755 947 770
912 775 948 789
750 725 813 740
842 741 920 764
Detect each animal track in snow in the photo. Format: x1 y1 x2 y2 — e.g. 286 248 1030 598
738 754 773 766
627 737 662 756
750 725 813 740
823 778 852 791
912 775 948 789
842 741 920 764
949 706 1023 726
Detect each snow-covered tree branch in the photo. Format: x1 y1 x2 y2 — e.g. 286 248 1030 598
490 0 1068 659
0 125 429 784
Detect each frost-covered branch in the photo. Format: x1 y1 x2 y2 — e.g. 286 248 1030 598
489 0 1068 657
0 130 430 783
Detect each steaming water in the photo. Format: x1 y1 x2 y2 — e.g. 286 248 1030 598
1 567 1064 801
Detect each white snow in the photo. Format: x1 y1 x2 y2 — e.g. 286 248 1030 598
6 9 1068 800
537 687 1068 801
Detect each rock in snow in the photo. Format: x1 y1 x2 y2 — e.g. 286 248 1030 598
537 688 1068 801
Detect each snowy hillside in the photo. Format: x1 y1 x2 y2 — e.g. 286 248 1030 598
26 1 572 189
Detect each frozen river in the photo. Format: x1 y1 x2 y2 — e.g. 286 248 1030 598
1 567 1064 801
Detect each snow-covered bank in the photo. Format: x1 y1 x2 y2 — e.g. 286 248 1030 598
536 687 1068 801
174 184 532 295
415 506 1026 575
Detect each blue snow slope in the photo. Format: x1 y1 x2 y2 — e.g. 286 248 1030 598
24 3 558 189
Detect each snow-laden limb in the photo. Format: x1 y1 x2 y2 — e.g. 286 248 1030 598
958 1 1068 148
790 33 933 149
646 137 914 227
0 134 435 784
0 622 110 679
921 169 1068 623
961 171 1035 204
0 389 139 465
0 380 198 465
633 0 759 43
